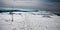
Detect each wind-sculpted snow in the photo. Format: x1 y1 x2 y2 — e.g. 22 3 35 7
0 12 60 30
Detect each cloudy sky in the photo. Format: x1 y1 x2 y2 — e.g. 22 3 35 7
0 0 60 12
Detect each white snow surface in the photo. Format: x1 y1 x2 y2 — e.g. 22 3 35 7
0 12 60 30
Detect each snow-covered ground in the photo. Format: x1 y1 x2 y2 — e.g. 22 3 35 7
0 12 60 30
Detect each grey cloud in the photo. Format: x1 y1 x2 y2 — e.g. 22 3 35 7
0 0 60 13
47 0 60 2
0 0 7 7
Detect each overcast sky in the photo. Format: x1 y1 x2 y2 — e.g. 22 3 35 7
0 0 60 12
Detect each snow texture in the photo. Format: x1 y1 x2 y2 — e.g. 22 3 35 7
0 12 60 30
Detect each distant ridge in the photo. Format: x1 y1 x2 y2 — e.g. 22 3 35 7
0 10 30 12
0 9 60 16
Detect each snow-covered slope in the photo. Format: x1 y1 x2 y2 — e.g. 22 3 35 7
0 11 60 30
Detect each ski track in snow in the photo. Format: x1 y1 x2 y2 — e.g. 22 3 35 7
0 12 60 30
